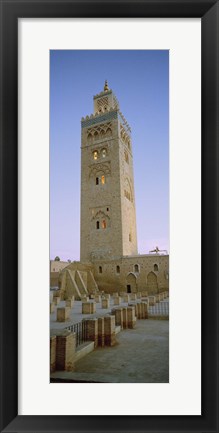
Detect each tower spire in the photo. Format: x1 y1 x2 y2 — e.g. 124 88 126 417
104 80 109 91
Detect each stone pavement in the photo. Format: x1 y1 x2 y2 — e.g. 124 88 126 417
51 319 169 383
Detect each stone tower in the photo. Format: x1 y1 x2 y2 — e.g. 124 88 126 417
80 81 138 262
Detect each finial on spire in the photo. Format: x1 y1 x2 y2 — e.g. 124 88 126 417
104 80 109 91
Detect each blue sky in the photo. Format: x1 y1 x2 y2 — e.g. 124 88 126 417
50 50 169 261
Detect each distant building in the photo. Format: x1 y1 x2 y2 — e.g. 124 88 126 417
50 260 68 287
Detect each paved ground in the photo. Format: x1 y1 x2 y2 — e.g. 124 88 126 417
51 319 169 383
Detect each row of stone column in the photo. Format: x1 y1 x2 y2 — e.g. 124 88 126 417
51 291 169 322
111 305 136 329
81 291 168 315
50 294 74 313
50 315 116 372
90 315 116 348
50 301 150 372
50 293 168 372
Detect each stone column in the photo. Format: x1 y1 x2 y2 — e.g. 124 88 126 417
112 308 123 328
66 298 74 308
104 315 116 346
127 306 136 329
98 317 105 347
50 335 56 372
140 302 145 319
95 294 101 303
102 298 110 309
148 296 156 306
82 302 96 314
123 294 130 303
57 307 70 322
85 318 98 348
56 330 76 371
122 307 128 329
141 302 148 319
114 296 121 305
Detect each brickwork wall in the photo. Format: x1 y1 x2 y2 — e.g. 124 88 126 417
50 336 56 373
80 87 137 262
55 331 76 371
93 254 169 294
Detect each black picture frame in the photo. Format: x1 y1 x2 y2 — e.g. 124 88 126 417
0 0 218 432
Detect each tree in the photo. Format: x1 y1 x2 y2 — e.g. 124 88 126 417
54 256 60 261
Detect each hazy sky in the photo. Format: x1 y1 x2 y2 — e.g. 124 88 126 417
50 50 169 261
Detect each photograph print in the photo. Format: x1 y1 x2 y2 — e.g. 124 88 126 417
50 50 169 383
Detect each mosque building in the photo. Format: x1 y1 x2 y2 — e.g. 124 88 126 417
57 81 169 298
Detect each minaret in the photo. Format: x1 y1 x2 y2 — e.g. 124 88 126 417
80 81 138 262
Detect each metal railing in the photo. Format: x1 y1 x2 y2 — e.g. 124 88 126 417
148 301 169 317
65 321 88 347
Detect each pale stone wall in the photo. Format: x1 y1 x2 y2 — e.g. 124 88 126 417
80 85 137 262
50 261 69 287
58 254 169 297
50 260 69 273
92 254 169 294
118 123 138 256
50 272 59 287
58 261 99 300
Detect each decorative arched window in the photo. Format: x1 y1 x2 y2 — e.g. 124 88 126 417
93 150 98 160
94 131 99 141
102 219 107 229
116 265 120 274
105 128 112 137
101 175 105 184
154 264 158 272
134 264 139 273
99 266 102 274
124 178 133 202
102 149 107 158
87 133 93 144
124 150 129 164
96 221 100 229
